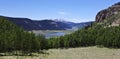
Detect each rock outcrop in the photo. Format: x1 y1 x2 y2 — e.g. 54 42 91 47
96 2 120 23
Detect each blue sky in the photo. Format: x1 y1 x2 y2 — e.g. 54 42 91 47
0 0 120 23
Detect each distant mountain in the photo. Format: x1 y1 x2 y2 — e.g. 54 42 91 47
74 22 93 29
33 20 72 30
1 16 93 30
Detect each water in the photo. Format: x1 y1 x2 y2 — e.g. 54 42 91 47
45 32 65 38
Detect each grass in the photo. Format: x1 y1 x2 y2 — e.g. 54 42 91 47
0 46 120 59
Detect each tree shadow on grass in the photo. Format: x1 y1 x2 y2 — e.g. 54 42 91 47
0 50 49 56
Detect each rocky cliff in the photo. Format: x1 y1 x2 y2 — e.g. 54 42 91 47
95 2 120 27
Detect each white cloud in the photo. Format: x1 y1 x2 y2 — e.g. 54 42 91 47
70 18 94 23
71 18 81 23
57 11 67 15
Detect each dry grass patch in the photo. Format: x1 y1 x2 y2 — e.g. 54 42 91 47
0 46 120 59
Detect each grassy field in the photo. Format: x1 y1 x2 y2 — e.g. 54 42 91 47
0 46 120 59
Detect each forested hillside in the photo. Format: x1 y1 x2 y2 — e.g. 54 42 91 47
0 16 47 55
48 26 120 48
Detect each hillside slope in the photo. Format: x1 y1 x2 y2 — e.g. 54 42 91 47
0 16 92 30
0 16 41 53
95 2 120 27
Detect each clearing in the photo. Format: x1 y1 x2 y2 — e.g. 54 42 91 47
0 46 120 59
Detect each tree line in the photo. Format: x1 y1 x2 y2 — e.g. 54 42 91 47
48 26 120 48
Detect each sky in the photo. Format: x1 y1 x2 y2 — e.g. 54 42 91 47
0 0 120 23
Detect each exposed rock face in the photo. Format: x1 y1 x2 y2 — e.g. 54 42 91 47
96 2 120 23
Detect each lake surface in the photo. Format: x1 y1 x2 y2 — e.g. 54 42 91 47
45 32 65 38
31 30 74 38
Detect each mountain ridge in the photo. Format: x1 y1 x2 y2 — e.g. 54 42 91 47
1 15 93 30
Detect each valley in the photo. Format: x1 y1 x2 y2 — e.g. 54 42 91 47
1 1 120 59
